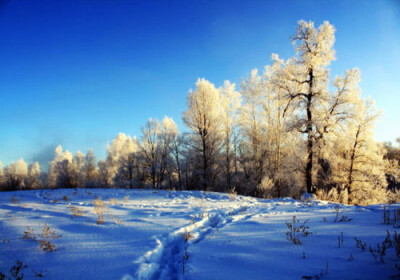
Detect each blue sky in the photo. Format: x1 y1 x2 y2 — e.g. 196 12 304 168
0 0 399 169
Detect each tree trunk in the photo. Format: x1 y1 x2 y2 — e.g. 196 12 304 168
305 69 314 194
202 130 208 191
347 125 361 196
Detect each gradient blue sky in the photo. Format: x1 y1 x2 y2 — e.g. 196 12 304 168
0 0 399 169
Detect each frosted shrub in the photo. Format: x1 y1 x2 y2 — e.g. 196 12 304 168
257 176 274 198
228 187 237 200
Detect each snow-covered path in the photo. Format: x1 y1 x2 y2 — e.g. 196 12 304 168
134 201 265 280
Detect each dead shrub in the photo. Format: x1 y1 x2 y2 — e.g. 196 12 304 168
94 198 106 224
22 224 61 252
38 224 62 252
285 216 312 245
11 196 19 204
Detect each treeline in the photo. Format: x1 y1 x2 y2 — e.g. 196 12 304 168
1 20 399 205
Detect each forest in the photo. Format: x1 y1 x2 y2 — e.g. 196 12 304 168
1 21 400 205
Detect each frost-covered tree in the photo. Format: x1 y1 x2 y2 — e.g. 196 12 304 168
48 145 78 188
165 118 184 190
4 159 28 189
260 55 303 197
238 56 301 197
98 160 112 187
183 78 223 191
159 116 181 189
81 150 98 188
220 81 241 191
107 133 139 188
138 118 161 188
239 69 266 192
74 151 85 187
270 20 367 194
26 162 41 189
329 98 387 204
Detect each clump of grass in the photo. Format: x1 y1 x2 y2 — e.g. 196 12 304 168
38 224 62 252
333 205 352 222
109 198 119 205
108 213 123 224
22 224 61 252
285 216 312 245
69 205 84 218
11 196 19 204
354 237 367 251
0 260 27 280
94 198 106 224
181 231 194 242
228 187 237 200
22 227 36 240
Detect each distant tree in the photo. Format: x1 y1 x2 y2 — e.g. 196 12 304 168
74 151 85 187
26 162 42 189
183 78 223 191
220 81 241 191
238 69 266 194
4 159 28 189
98 160 112 187
48 145 78 188
81 150 98 187
159 116 180 189
164 117 184 190
139 118 162 188
107 133 139 188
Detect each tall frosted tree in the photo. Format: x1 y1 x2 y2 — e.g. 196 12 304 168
183 78 223 191
239 70 266 193
270 20 368 194
329 98 387 204
220 80 241 191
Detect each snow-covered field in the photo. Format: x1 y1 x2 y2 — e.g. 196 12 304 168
0 189 398 279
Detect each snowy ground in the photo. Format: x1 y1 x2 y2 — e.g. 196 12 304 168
0 189 398 279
